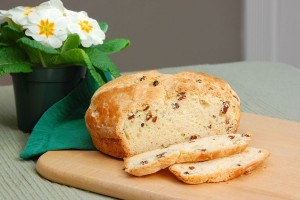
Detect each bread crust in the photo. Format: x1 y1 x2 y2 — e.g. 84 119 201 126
124 151 180 176
169 148 270 184
85 71 241 158
176 144 248 164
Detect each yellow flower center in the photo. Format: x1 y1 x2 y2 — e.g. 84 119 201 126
24 7 33 17
79 20 93 33
38 19 55 38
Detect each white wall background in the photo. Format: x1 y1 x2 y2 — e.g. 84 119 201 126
243 0 300 69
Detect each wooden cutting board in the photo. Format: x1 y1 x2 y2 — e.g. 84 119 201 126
36 113 300 200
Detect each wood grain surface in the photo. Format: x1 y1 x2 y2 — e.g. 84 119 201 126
36 113 300 200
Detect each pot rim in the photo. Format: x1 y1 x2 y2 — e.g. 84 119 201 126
11 65 86 83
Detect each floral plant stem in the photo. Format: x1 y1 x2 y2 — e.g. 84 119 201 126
38 50 47 68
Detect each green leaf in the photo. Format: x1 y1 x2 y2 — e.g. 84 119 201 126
97 38 130 54
98 21 108 33
17 37 59 54
17 37 60 66
53 48 87 65
0 43 9 46
85 47 121 78
0 35 10 46
0 25 24 44
60 34 81 53
95 68 109 83
53 48 105 86
0 46 32 77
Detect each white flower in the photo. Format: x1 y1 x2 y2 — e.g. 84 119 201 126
24 7 68 48
66 11 105 47
0 10 11 24
5 6 35 25
39 0 66 15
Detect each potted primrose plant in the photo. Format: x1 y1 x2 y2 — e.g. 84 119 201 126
0 0 130 132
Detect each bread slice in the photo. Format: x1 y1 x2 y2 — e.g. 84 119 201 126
124 133 251 176
124 149 180 177
86 71 241 158
169 147 270 184
173 132 251 164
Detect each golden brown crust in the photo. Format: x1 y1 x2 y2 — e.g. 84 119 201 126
85 88 131 158
92 137 128 158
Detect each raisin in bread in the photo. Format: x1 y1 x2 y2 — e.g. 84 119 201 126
85 71 241 158
169 147 270 184
124 133 251 176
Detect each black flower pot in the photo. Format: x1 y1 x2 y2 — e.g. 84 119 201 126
11 66 86 133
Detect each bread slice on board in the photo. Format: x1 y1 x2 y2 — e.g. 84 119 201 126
124 149 180 177
169 147 270 184
124 133 251 176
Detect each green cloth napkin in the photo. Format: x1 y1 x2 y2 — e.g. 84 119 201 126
20 72 110 159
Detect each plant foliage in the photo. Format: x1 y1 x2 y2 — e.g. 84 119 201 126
0 21 130 86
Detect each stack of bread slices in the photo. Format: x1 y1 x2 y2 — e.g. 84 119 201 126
85 70 270 184
124 132 269 184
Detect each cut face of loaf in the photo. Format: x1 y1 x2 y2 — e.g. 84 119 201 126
169 147 270 184
85 71 241 158
124 133 251 176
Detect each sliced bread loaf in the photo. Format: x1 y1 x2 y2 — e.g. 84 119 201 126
124 133 251 176
169 147 270 184
86 71 241 158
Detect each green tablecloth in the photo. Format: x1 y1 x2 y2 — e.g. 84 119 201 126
1 61 300 200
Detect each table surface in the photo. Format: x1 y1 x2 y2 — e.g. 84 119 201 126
1 61 300 200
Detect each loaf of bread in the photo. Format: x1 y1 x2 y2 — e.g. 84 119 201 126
169 147 270 184
85 71 241 158
124 133 251 176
